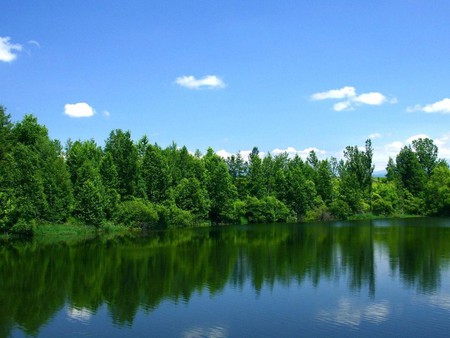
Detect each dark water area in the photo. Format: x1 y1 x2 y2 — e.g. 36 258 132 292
2 218 450 337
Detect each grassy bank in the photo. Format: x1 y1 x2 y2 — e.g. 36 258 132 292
1 219 133 245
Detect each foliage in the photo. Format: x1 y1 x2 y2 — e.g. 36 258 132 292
0 106 448 233
115 198 159 229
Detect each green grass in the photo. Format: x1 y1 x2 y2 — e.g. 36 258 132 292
30 219 132 245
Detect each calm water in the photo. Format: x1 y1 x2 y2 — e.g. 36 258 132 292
2 218 450 337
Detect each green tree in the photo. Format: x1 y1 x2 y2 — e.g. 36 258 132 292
395 145 426 196
203 148 237 223
173 178 210 221
284 158 316 220
342 139 374 204
66 139 103 186
425 162 450 215
412 138 438 177
247 147 265 198
227 152 248 199
141 144 171 204
99 153 120 219
73 161 105 225
104 129 138 198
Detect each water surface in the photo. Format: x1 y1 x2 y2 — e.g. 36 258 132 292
2 218 450 337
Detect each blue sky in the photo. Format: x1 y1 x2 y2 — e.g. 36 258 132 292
2 1 450 170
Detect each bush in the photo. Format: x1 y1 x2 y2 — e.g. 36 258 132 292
156 203 196 228
329 199 352 220
244 196 294 224
116 198 159 228
10 218 36 236
372 193 394 216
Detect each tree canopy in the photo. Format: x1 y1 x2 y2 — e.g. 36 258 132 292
1 107 448 234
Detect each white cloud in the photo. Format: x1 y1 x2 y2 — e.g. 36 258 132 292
0 36 23 62
217 147 326 162
372 141 404 171
102 110 111 117
216 149 232 158
311 86 356 100
354 92 387 105
311 86 393 111
175 75 225 89
406 134 429 144
27 40 41 48
272 146 326 159
408 98 450 114
64 102 95 118
334 100 352 111
368 133 382 139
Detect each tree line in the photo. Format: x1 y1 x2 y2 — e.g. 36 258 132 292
1 105 449 234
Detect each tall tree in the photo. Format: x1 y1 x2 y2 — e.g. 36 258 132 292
412 138 438 177
203 148 237 223
141 144 171 204
227 152 248 199
99 153 120 219
104 129 138 198
395 146 426 196
247 147 265 198
173 178 210 221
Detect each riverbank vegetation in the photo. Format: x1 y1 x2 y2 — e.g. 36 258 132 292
1 105 449 235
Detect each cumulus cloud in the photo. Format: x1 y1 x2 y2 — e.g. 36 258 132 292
216 149 232 158
64 102 95 118
311 86 394 111
0 36 23 62
406 134 429 144
175 75 225 89
407 98 450 114
311 86 356 100
368 133 382 139
334 101 353 111
272 146 326 159
354 92 387 105
102 110 111 117
216 147 325 161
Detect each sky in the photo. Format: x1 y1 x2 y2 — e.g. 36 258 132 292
2 1 450 171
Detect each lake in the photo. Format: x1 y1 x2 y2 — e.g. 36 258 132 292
2 218 450 337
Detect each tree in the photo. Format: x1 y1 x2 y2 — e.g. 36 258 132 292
104 129 138 198
173 178 210 221
425 162 450 215
227 152 248 199
141 144 171 204
66 140 103 186
0 105 13 162
247 147 265 198
395 146 426 196
100 153 120 219
412 138 438 177
77 179 105 226
343 139 374 199
284 159 316 220
73 161 105 225
203 148 237 223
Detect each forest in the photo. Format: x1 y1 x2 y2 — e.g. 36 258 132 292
1 104 450 234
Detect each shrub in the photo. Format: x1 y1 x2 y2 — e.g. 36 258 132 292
116 198 159 229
